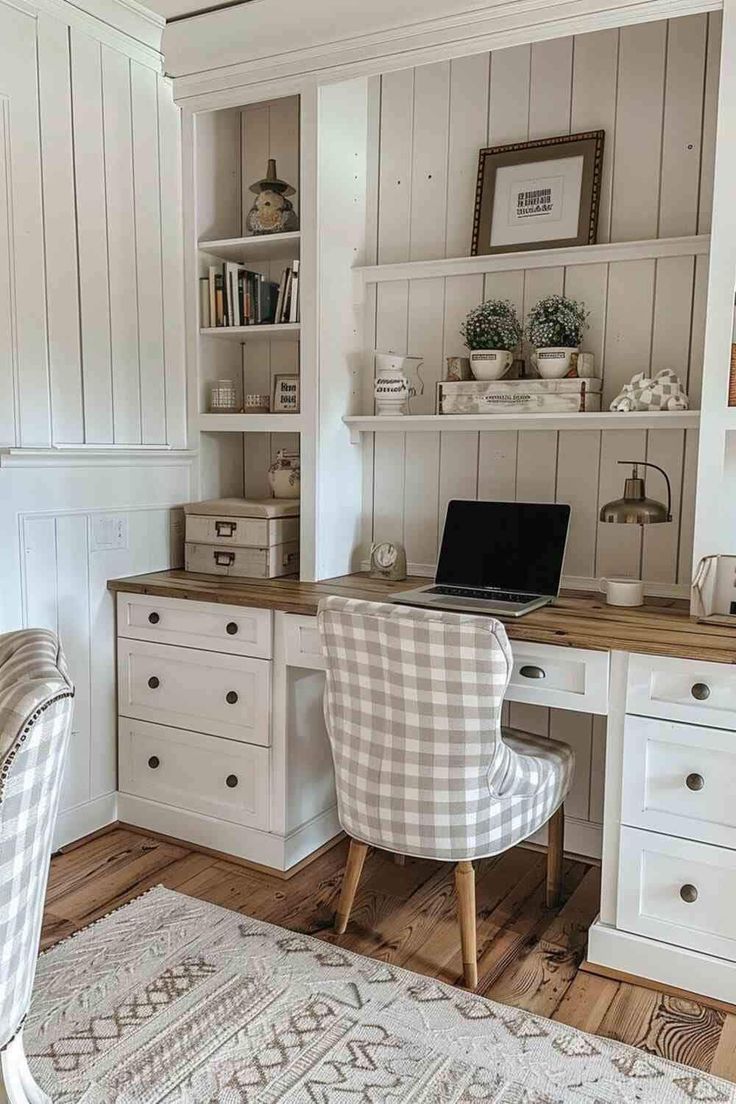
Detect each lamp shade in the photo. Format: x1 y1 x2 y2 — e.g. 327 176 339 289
599 461 672 525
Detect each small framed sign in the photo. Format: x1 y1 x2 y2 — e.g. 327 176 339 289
471 131 604 256
272 374 300 413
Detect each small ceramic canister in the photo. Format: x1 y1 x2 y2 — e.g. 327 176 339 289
244 393 270 413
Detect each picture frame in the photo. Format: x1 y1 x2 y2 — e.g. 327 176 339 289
471 130 604 256
272 374 300 413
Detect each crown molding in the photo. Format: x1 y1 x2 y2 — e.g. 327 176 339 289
0 448 197 468
1 0 165 66
166 0 720 104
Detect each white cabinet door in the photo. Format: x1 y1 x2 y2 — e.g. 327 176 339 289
618 826 736 962
119 718 270 829
283 614 325 670
627 653 736 729
118 639 271 744
622 715 736 849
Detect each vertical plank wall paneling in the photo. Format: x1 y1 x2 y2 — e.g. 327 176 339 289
366 12 719 593
0 11 185 447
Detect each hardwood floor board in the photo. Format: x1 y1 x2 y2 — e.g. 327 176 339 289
552 971 620 1033
711 1014 736 1081
597 983 725 1073
46 828 163 898
49 838 189 923
39 911 79 952
483 939 581 1017
539 866 602 954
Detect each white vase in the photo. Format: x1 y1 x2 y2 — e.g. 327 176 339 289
373 353 423 415
535 346 579 379
469 349 513 381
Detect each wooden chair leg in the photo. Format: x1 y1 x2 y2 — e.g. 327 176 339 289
455 860 478 989
546 804 565 908
335 839 369 934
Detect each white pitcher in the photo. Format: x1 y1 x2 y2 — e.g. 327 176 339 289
374 353 424 415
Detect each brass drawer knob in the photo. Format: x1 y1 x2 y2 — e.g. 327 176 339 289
226 774 238 788
226 690 238 705
226 622 239 635
680 883 698 904
686 773 704 792
148 676 160 690
519 665 546 680
691 682 711 701
148 756 160 770
148 611 160 625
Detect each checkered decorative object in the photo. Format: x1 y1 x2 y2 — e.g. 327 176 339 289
610 368 689 412
318 597 573 861
0 630 74 1053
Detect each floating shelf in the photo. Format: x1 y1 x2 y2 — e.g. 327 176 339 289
198 413 305 433
353 234 710 285
343 410 700 443
199 323 300 342
198 232 300 263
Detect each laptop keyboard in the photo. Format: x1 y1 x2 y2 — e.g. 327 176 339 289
428 585 535 604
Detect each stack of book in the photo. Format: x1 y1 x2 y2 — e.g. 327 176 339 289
199 261 300 329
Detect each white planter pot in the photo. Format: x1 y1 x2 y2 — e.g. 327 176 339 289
469 349 513 381
535 346 579 379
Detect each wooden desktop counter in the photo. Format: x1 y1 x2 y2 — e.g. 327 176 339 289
108 569 736 665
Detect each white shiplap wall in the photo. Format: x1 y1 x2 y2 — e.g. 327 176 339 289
0 1 185 448
363 14 720 591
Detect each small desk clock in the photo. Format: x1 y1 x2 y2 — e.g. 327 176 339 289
369 540 407 581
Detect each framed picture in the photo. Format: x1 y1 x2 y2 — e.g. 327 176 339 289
471 130 604 256
272 374 300 413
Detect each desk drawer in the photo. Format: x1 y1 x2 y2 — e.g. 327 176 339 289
507 642 609 715
117 593 272 659
118 640 271 744
622 715 736 848
627 653 736 728
119 718 269 829
618 826 736 962
283 614 324 670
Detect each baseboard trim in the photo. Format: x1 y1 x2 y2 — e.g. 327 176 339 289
53 793 118 850
587 920 736 1006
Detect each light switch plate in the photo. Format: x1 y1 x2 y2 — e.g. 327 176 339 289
91 513 128 551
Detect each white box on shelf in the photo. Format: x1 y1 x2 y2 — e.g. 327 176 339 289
185 541 300 579
437 377 602 415
183 497 300 549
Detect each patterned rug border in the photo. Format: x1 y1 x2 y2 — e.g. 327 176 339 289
32 883 736 1102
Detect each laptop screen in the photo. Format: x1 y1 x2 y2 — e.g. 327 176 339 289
436 500 571 596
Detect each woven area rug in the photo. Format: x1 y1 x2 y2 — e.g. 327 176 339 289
24 885 735 1103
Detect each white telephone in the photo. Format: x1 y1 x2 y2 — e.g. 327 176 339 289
691 555 736 619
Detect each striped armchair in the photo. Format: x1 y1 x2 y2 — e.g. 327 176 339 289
318 597 574 988
0 631 74 1104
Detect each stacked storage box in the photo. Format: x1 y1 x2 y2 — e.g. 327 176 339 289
184 498 299 578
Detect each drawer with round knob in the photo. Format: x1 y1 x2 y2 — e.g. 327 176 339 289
119 719 269 829
507 642 609 715
117 639 270 744
622 715 736 848
116 593 272 659
627 653 736 728
617 826 736 962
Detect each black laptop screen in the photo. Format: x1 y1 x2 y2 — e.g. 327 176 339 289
436 500 571 596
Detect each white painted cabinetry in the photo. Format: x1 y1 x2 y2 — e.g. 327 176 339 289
116 595 340 871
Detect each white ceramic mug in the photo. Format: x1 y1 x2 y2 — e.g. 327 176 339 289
599 577 644 607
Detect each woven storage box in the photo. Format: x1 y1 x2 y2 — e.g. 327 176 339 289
183 497 299 549
185 541 299 579
437 377 602 415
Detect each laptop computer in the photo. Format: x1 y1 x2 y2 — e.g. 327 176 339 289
392 500 571 618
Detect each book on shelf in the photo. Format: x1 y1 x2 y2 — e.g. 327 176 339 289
199 261 282 328
274 261 300 325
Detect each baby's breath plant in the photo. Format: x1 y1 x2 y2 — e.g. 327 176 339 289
526 294 588 348
460 299 523 351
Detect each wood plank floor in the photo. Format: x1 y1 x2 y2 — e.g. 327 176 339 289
43 826 736 1083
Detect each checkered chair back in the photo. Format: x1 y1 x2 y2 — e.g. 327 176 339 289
318 597 516 861
0 630 74 1051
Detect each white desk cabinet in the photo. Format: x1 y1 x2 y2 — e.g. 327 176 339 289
116 595 339 872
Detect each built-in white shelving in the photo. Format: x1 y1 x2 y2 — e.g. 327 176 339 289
197 413 304 433
344 410 700 443
198 231 300 263
354 234 710 285
199 322 300 342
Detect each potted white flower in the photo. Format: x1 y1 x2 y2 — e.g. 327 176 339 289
460 299 523 380
526 294 588 378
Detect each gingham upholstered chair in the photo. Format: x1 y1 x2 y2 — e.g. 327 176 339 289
318 597 574 989
0 630 74 1104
